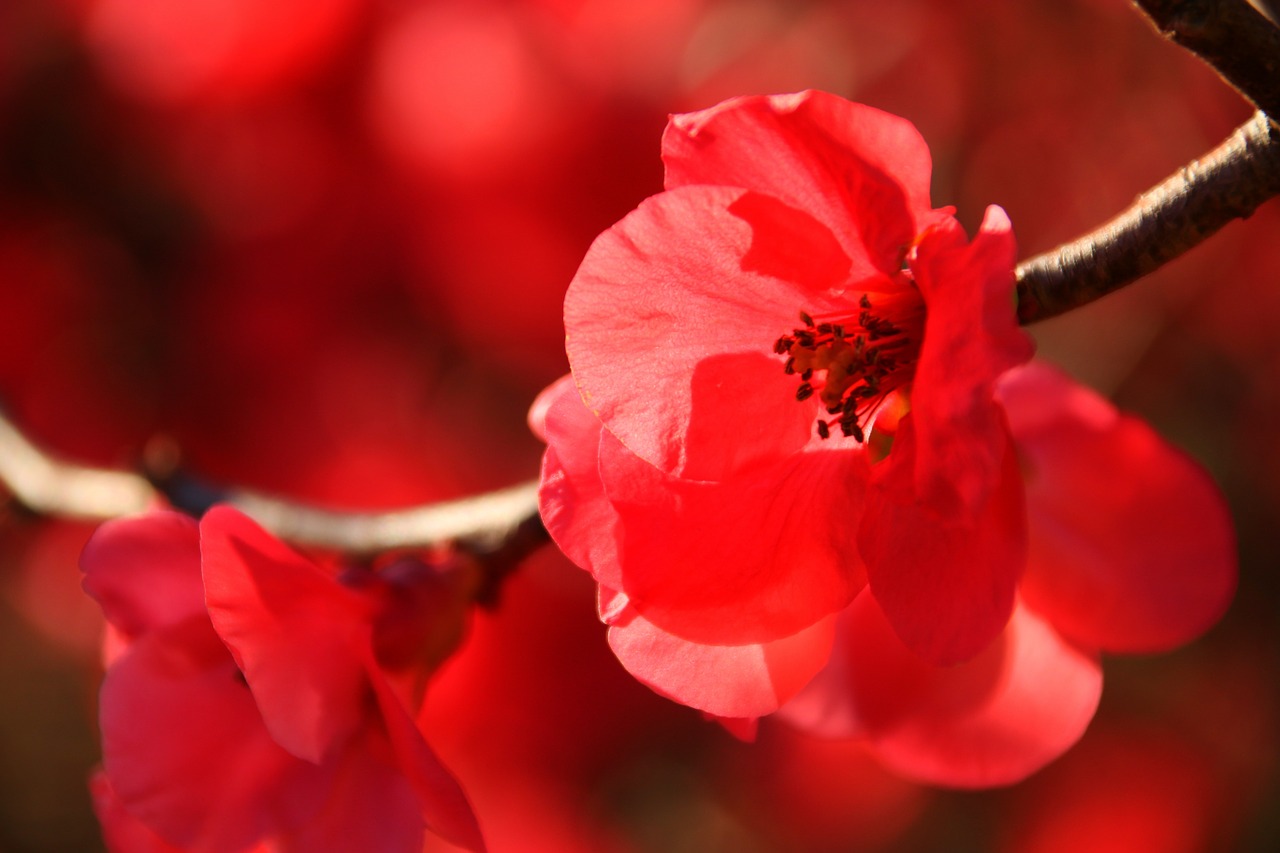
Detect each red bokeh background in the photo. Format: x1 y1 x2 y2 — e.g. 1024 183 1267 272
0 1 1277 850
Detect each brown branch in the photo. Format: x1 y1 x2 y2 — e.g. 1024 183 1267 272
0 410 156 520
1134 0 1280 119
0 408 547 570
1252 1 1279 26
1016 1 1280 321
224 481 544 559
1015 110 1280 322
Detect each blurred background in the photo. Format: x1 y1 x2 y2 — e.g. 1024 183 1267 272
0 0 1277 850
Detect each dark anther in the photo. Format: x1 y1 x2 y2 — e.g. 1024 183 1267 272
796 383 814 401
783 357 796 375
774 336 791 354
817 420 830 439
799 310 815 327
859 294 872 309
839 418 865 442
801 368 813 381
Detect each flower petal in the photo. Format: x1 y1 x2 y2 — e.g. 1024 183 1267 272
852 594 1102 788
366 650 486 852
100 617 329 852
604 588 837 718
80 512 205 640
534 375 622 588
201 506 373 765
780 591 1101 788
90 770 187 853
663 90 933 278
273 728 424 853
565 183 851 480
903 204 1034 516
859 419 1026 665
998 362 1237 652
598 427 868 645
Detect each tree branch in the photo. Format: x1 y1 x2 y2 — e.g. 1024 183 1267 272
1134 0 1280 119
0 410 155 520
1015 110 1280 322
1015 1 1280 321
0 408 547 570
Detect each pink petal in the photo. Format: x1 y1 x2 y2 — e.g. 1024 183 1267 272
604 588 837 718
274 728 424 853
598 426 868 645
534 375 622 588
90 770 188 853
80 512 206 640
366 650 486 852
99 617 330 852
201 506 373 764
771 606 863 739
859 421 1026 665
526 373 570 442
904 205 1034 516
801 591 1101 788
565 183 854 480
663 91 934 279
998 362 1237 653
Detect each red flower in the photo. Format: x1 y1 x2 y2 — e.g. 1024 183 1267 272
81 507 485 853
555 90 1030 658
533 91 1236 785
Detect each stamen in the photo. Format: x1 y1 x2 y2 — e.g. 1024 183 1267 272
773 291 924 443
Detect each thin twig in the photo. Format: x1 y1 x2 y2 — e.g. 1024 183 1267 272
1134 0 1280 118
226 481 543 559
0 407 546 561
0 410 156 520
1015 0 1280 321
1015 111 1280 322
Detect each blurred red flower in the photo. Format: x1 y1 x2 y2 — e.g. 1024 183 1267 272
81 507 485 853
533 90 1236 786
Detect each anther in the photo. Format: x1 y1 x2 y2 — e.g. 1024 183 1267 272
775 295 922 445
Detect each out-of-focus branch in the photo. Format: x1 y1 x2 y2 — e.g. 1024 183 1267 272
1 408 547 574
1134 0 1280 118
218 480 544 560
0 410 156 520
1251 1 1278 26
1015 111 1280 322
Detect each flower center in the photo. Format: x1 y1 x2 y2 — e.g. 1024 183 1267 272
774 291 924 441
